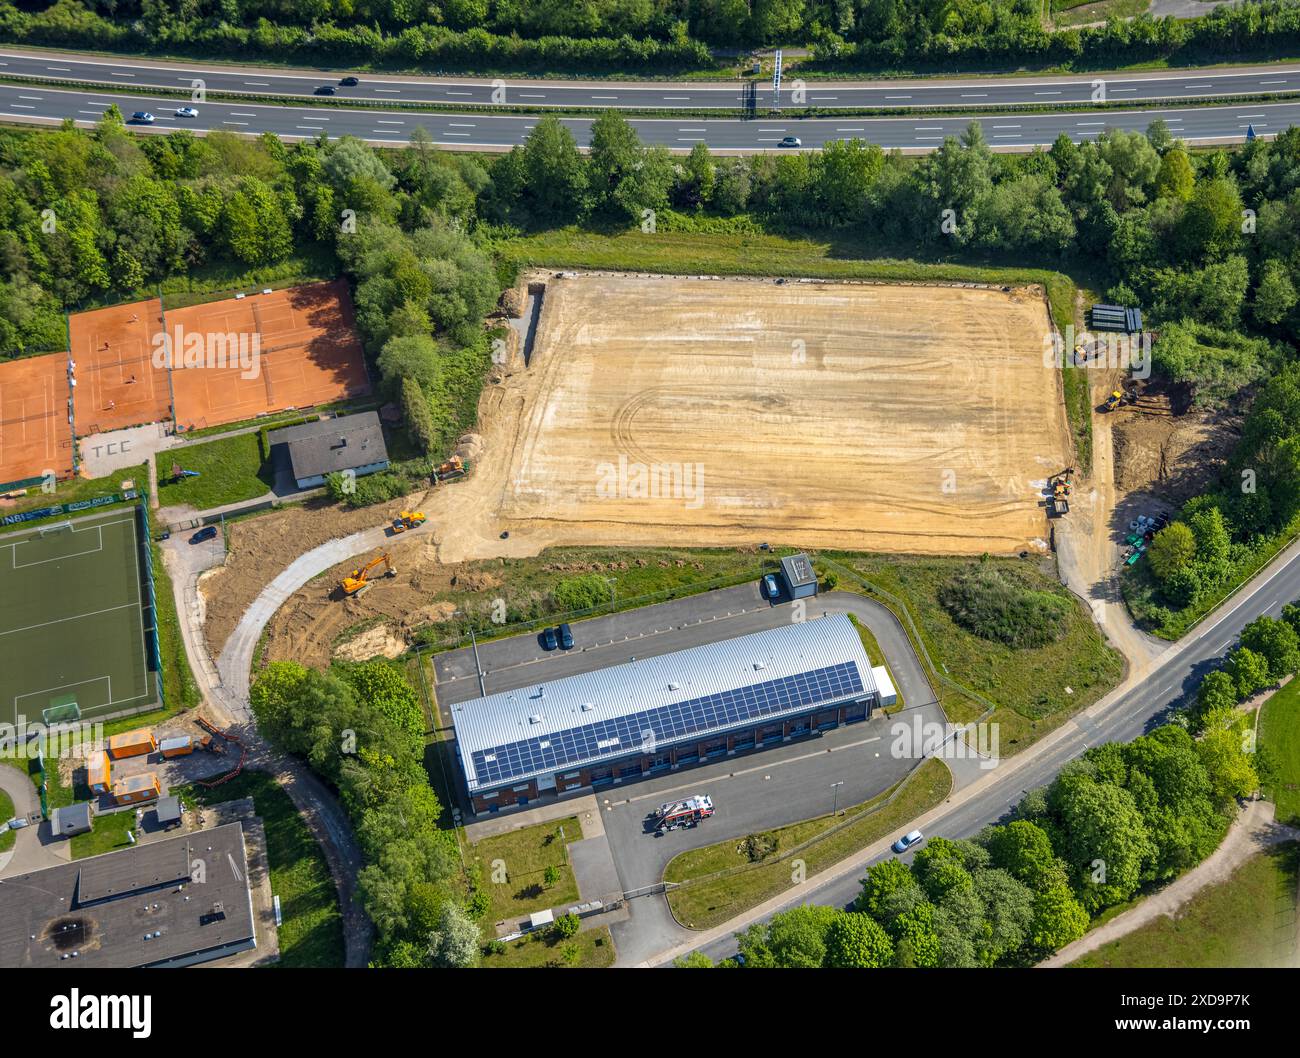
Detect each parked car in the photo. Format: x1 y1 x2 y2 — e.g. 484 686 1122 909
189 525 218 545
763 573 781 600
130 111 156 124
175 106 199 118
7 816 29 830
340 76 360 86
558 623 574 650
540 626 559 651
892 829 924 854
315 85 337 95
778 135 802 148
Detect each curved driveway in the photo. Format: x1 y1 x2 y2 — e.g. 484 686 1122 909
3 49 1297 110
1 81 1296 151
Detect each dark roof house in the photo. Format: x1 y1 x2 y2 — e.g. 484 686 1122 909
267 411 389 489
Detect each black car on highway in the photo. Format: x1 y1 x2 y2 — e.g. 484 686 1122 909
340 76 360 86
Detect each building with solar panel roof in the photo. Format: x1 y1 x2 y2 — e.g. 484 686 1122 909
451 613 897 813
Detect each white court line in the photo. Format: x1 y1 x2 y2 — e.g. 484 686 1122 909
0 601 140 639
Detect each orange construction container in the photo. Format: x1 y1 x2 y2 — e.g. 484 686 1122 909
86 751 111 795
111 773 161 806
159 735 194 758
107 728 157 760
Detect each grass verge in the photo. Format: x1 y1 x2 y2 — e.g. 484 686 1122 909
847 613 905 712
0 785 14 853
664 757 951 931
1261 678 1300 826
481 924 617 968
1068 842 1300 968
465 815 582 927
0 462 148 531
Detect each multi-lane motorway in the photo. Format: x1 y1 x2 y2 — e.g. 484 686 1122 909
2 81 1297 151
3 49 1299 110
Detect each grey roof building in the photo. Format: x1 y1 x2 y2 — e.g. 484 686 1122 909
49 802 92 838
452 614 892 804
780 553 818 599
267 411 389 489
0 822 257 968
154 795 182 827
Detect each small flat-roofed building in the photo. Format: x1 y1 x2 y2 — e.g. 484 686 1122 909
111 773 161 806
85 751 110 796
452 614 886 813
154 796 182 829
107 728 156 760
49 802 92 838
267 411 389 490
0 822 257 968
780 553 819 599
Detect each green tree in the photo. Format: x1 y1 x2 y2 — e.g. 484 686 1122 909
520 117 587 223
427 903 480 968
1147 522 1197 582
1253 259 1297 327
1226 646 1272 699
1029 883 1089 954
823 911 894 968
1239 615 1300 679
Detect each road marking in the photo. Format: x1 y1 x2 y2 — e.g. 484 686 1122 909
813 95 838 100
678 127 707 132
445 91 470 96
374 88 400 93
1260 79 1288 85
47 66 69 72
885 94 911 99
1076 121 1106 126
230 112 258 117
915 135 944 140
1240 124 1268 129
758 127 785 131
1238 112 1266 118
592 94 618 99
296 125 324 130
1184 83 1213 89
914 126 944 130
449 122 476 127
994 134 1021 139
18 95 41 100
110 71 134 77
664 95 690 100
519 92 546 98
993 124 1021 128
9 104 34 109
444 131 471 136
244 81 269 86
376 119 404 124
223 121 249 126
1034 90 1061 95
677 137 705 142
77 109 102 115
836 127 865 132
961 93 988 98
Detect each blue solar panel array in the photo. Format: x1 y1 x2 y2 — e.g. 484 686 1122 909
470 661 864 787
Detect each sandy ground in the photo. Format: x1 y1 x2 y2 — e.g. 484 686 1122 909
200 274 1075 660
503 274 1071 555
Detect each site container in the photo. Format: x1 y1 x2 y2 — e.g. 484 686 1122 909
86 750 111 795
107 728 157 760
159 735 194 759
111 773 161 806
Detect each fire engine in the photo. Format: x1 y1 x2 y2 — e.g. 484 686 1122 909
653 794 714 834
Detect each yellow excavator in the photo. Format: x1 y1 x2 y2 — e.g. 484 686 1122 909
341 552 395 597
392 510 425 533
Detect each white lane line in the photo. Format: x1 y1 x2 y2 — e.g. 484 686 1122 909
758 127 786 131
664 95 690 100
961 93 988 98
592 94 618 99
110 71 134 77
519 92 546 98
1076 121 1106 126
47 66 69 72
444 132 471 137
1184 83 1213 89
679 127 707 132
244 81 269 86
445 91 470 96
914 126 944 130
1240 123 1268 128
374 88 400 93
993 134 1021 139
836 127 865 132
18 95 42 100
756 137 785 141
230 111 258 117
1260 79 1288 85
915 135 944 140
676 137 704 142
885 94 911 99
449 122 475 127
296 124 324 130
813 95 838 100
993 124 1021 128
9 104 34 109
224 121 249 126
1111 88 1136 93
1238 112 1266 117
1034 90 1061 95
77 109 102 115
376 119 404 124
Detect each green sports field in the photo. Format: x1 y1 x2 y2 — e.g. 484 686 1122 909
0 509 154 727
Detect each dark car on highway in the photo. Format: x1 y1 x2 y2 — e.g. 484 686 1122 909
558 623 574 650
340 76 360 86
315 85 337 95
540 626 559 651
189 525 218 545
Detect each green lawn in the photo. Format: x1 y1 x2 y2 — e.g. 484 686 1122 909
665 757 951 930
155 430 273 511
1261 679 1300 826
830 554 1124 753
481 924 617 968
465 815 583 927
183 771 345 967
1053 0 1149 27
1069 843 1300 968
70 809 137 859
0 462 149 532
0 785 14 853
148 542 201 712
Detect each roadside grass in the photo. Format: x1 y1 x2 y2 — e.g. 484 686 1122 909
155 430 273 511
0 462 149 531
1052 0 1148 27
481 924 617 968
829 554 1124 754
664 757 951 930
148 542 201 712
847 613 905 712
1068 842 1300 968
465 815 582 927
0 786 14 853
1261 678 1300 826
183 770 345 967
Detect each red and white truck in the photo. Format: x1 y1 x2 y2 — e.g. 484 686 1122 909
653 794 715 833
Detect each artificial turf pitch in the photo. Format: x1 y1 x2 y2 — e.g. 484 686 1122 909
0 509 153 727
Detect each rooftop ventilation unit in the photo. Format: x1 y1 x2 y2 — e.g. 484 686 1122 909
528 714 543 724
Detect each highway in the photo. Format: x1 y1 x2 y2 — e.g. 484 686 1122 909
2 49 1299 110
2 82 1296 150
680 538 1300 965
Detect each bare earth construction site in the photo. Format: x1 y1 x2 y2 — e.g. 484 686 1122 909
500 273 1072 555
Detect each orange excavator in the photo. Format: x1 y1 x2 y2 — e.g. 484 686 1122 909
341 552 395 597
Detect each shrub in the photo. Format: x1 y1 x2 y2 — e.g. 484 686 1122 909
551 913 580 940
937 563 1070 649
551 573 613 613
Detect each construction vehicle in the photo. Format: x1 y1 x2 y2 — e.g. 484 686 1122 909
1047 468 1073 518
433 456 470 483
652 794 714 834
391 510 425 533
341 552 395 597
1102 390 1125 412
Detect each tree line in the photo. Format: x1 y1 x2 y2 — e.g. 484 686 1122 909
682 704 1260 968
4 0 1300 75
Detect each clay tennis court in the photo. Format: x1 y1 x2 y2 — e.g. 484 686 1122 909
0 353 73 488
68 296 170 434
500 273 1073 555
167 279 370 430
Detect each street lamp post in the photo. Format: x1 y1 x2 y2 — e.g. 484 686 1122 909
830 781 844 816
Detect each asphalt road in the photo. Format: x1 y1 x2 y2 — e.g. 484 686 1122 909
3 49 1298 111
2 82 1296 150
686 537 1300 965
